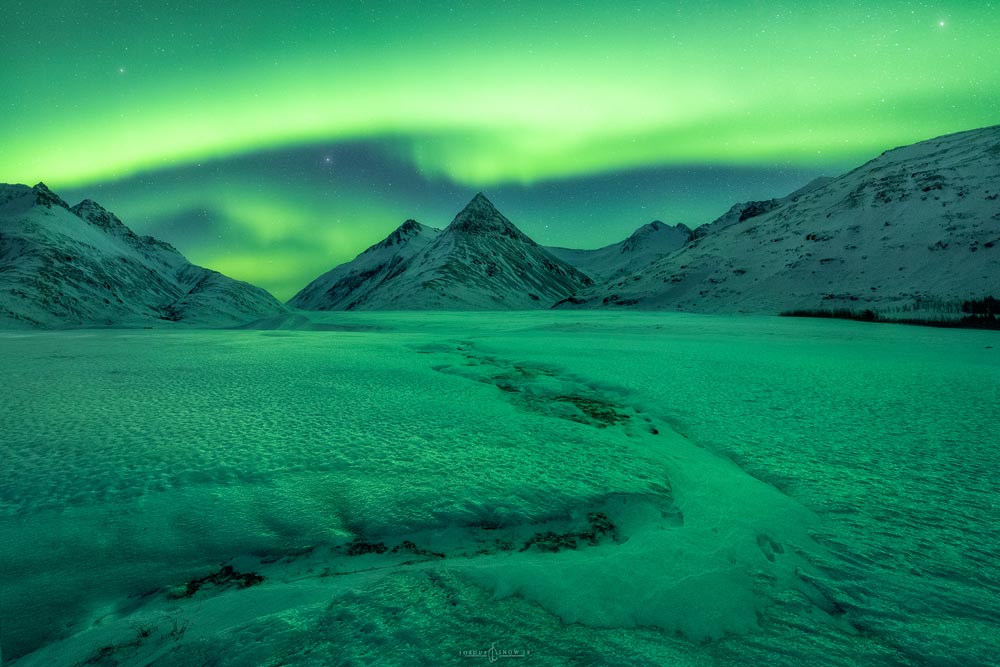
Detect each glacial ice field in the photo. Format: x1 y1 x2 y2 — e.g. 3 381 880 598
0 312 997 666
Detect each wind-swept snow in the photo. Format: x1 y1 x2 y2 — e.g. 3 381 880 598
3 312 997 666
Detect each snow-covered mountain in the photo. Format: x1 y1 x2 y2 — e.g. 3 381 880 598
557 126 1000 313
291 193 593 310
546 220 693 282
0 183 286 328
689 176 834 242
289 219 441 310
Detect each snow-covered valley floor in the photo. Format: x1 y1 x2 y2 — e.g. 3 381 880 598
1 313 997 666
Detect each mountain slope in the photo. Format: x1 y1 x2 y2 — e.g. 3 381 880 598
557 126 1000 313
689 176 835 242
289 219 441 310
291 193 593 310
0 183 286 328
546 220 693 282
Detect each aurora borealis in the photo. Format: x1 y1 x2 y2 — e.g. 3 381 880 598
2 1 998 299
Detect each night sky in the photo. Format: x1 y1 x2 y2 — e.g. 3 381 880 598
2 2 997 300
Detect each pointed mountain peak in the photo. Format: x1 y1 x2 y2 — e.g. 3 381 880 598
450 192 502 222
363 219 437 254
384 218 429 245
628 220 692 238
469 191 492 206
447 193 532 243
31 182 70 210
70 198 132 235
71 198 111 217
620 220 693 254
628 220 666 239
397 219 424 234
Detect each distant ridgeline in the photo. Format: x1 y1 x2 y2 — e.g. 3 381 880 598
294 126 1000 323
2 126 999 328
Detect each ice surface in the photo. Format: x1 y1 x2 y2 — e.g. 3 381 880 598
1 312 997 666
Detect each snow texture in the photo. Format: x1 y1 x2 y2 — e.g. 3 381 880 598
2 312 997 666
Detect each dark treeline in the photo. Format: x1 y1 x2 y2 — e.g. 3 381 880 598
782 297 1000 330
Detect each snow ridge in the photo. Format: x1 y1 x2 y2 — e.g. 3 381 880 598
547 219 693 282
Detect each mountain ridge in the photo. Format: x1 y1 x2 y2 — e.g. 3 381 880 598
291 193 592 310
7 126 997 321
0 183 286 328
289 218 442 310
546 219 694 282
557 125 1000 313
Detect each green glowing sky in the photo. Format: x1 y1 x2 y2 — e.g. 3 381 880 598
2 1 998 299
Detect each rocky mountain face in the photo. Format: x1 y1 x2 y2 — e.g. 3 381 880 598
546 220 693 282
291 193 593 310
556 126 1000 313
0 183 286 328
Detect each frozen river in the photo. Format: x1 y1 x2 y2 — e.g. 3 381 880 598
1 312 997 666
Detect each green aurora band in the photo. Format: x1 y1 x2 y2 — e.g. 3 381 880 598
2 1 997 298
